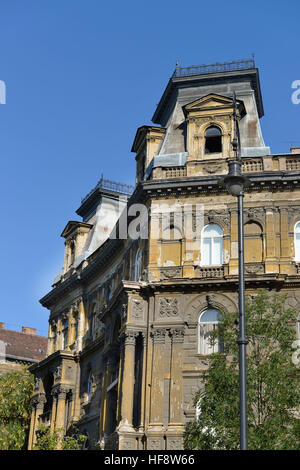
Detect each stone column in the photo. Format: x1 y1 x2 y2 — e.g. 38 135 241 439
70 307 79 346
138 333 147 432
77 297 85 351
99 362 108 438
265 208 278 273
169 328 184 426
32 394 46 447
28 400 36 450
54 386 67 431
149 328 166 426
103 356 117 436
119 331 136 430
279 207 292 274
47 321 56 356
116 348 124 424
229 209 239 275
50 394 58 431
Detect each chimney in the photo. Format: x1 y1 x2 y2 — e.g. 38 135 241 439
290 147 300 154
0 322 4 329
22 326 37 335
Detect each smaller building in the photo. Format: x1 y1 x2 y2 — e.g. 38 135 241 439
0 322 48 375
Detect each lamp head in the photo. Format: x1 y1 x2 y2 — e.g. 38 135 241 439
221 160 249 197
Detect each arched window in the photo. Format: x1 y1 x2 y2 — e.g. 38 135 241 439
201 224 223 266
134 249 142 281
205 126 222 154
294 222 300 261
198 308 224 354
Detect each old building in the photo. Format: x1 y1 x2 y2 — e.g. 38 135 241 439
29 59 300 450
0 323 47 376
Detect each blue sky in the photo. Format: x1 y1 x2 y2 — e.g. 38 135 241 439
0 0 299 336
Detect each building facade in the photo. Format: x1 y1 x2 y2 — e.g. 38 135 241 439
29 59 300 450
0 323 47 376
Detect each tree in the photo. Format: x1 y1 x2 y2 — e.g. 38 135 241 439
0 369 34 450
184 290 300 450
33 425 87 450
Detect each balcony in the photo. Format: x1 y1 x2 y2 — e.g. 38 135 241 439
195 265 225 279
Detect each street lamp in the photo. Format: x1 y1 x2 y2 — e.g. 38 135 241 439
221 94 249 450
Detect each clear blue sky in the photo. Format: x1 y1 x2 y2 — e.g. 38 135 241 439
0 0 299 336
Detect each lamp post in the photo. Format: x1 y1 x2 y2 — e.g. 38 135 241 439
222 93 249 450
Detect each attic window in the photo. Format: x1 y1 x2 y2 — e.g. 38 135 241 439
205 126 222 154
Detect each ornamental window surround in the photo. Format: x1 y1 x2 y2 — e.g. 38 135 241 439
198 308 224 355
201 224 223 266
294 221 300 261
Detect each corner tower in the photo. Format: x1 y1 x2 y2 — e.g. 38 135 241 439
132 58 270 181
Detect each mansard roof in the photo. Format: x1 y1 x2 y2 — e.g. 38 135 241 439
152 63 264 124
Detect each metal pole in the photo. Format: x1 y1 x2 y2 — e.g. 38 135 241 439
237 190 248 450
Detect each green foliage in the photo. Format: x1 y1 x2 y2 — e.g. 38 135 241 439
184 290 300 450
34 425 87 450
0 369 34 450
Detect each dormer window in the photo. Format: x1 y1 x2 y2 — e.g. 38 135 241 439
205 126 222 154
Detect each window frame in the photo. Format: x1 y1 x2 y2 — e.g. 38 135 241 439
198 308 224 355
294 221 300 261
200 224 223 266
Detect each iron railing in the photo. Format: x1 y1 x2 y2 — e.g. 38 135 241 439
173 58 255 78
81 175 135 203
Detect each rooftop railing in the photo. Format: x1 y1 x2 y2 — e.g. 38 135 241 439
81 175 135 203
173 58 255 78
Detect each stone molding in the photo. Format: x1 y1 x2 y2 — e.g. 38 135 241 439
186 292 237 324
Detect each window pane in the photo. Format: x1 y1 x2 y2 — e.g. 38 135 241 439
205 126 222 137
295 233 300 261
203 224 223 237
212 237 222 264
200 308 221 322
202 238 211 265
